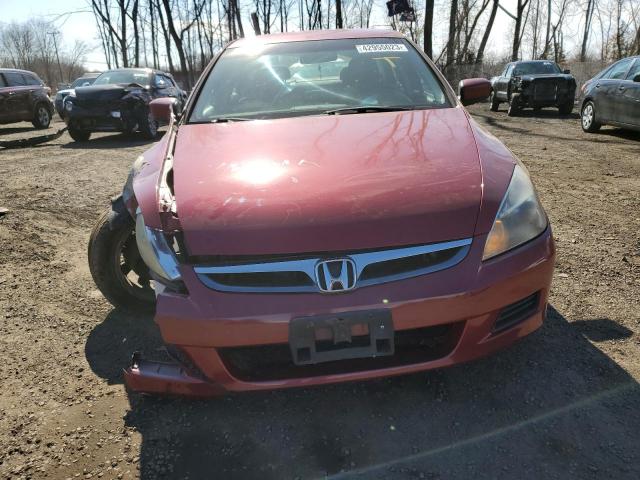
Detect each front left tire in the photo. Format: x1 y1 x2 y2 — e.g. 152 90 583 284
88 204 155 312
581 101 601 133
32 103 51 129
559 101 574 115
489 91 500 112
507 94 521 117
139 110 159 140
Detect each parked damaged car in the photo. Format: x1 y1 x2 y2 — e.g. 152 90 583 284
0 68 54 129
490 60 576 116
88 30 555 397
580 55 640 133
63 68 187 142
54 73 100 118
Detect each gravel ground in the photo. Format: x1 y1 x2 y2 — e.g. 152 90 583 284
0 105 639 480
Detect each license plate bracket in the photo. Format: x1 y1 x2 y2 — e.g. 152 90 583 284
289 309 394 365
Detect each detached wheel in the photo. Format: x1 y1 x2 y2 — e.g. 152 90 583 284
139 110 159 140
559 101 574 115
507 94 521 117
88 205 155 312
489 91 500 112
69 126 91 142
32 104 51 129
581 101 601 133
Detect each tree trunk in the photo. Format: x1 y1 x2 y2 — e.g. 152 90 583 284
446 0 458 66
423 0 434 58
580 0 594 62
156 0 174 73
511 0 530 61
476 0 498 64
336 0 343 28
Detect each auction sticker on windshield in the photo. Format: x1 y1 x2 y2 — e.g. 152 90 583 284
355 44 408 53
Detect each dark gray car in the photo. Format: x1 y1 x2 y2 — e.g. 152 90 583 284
580 56 640 133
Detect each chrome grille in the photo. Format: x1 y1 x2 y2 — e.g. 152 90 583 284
194 238 472 293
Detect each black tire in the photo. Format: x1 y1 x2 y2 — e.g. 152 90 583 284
558 101 574 115
581 100 601 133
32 103 51 129
88 206 155 312
68 126 91 142
489 91 500 112
507 94 521 117
139 109 159 140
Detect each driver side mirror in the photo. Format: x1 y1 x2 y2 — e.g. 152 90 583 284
633 74 640 83
563 69 571 74
458 78 491 106
149 97 177 123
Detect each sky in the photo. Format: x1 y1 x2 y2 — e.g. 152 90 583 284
0 0 540 71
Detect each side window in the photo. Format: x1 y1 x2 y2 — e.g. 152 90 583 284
0 74 7 88
505 65 514 77
165 75 177 88
4 72 26 87
154 75 169 88
604 58 633 80
625 59 640 81
25 74 41 86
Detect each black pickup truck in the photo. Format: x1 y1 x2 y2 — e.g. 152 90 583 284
489 60 576 116
63 68 186 142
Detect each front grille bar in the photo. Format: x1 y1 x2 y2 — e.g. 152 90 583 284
193 238 472 293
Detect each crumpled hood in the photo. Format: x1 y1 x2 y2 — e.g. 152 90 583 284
173 107 483 256
74 84 148 104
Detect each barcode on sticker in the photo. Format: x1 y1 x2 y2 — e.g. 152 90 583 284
355 44 408 53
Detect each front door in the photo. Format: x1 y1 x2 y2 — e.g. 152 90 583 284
616 59 640 127
595 58 634 122
2 71 31 121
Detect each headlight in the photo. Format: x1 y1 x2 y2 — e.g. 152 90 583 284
64 99 73 111
135 213 182 281
482 164 547 260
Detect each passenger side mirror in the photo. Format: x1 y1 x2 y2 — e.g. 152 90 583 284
563 69 571 74
633 74 640 83
458 78 491 106
149 97 177 123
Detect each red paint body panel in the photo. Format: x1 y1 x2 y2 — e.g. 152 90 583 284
123 29 555 397
174 107 483 255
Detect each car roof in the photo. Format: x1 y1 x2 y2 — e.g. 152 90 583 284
230 28 403 48
100 67 173 77
0 68 39 76
513 60 558 64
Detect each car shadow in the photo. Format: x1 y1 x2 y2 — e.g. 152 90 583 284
594 127 640 142
0 125 40 135
61 130 166 150
85 306 640 479
491 107 580 120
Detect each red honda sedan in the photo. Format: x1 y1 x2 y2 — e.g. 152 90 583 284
88 29 555 396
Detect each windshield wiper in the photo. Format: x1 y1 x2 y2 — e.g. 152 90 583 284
323 106 414 115
208 117 254 123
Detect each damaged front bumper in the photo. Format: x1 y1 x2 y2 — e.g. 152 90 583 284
66 105 130 132
123 228 555 398
124 352 225 397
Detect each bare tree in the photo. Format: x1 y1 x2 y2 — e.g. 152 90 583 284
512 0 532 60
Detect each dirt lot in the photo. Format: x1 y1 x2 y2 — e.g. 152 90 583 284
1 105 639 480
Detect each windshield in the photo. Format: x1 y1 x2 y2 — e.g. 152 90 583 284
513 62 561 75
189 38 451 122
93 69 151 86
